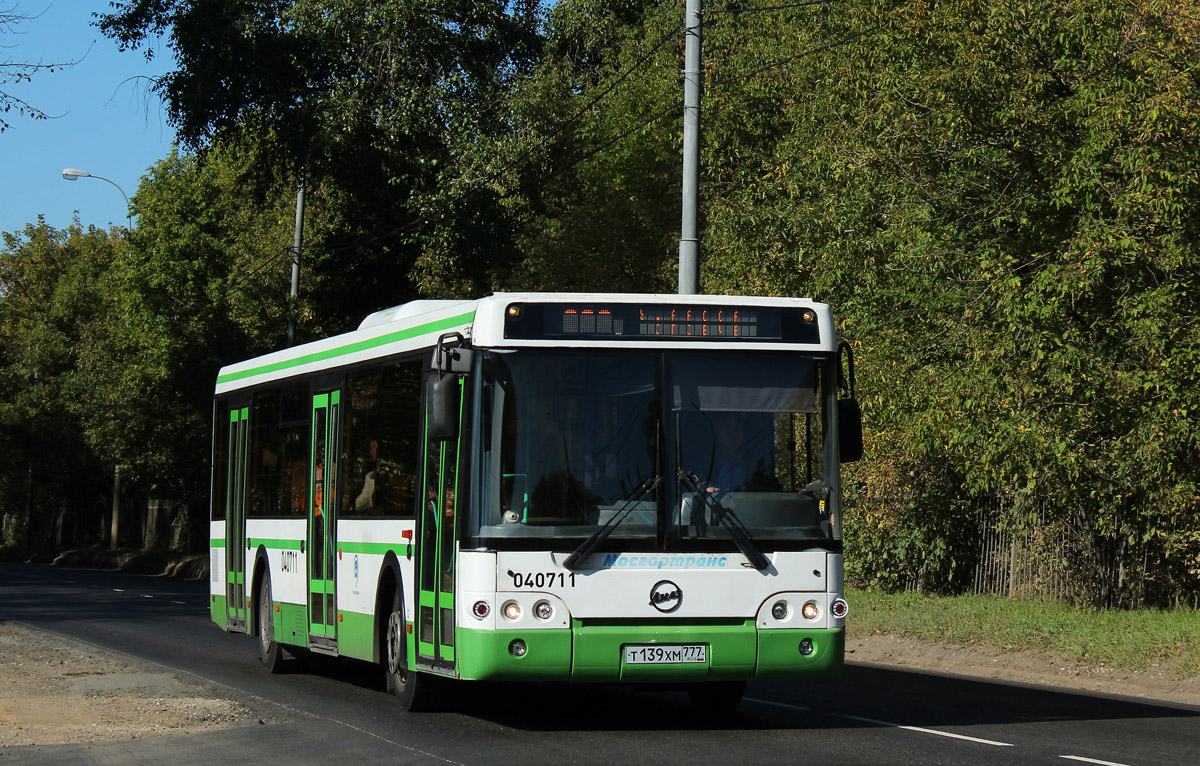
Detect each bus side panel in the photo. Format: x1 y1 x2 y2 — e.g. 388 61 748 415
246 519 307 647
210 520 226 626
334 519 417 662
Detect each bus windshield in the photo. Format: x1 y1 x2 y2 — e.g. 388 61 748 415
474 348 836 552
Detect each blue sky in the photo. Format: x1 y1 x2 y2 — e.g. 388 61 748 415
1 1 175 237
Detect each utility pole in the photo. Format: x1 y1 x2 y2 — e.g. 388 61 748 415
110 465 122 551
678 0 703 295
287 173 306 348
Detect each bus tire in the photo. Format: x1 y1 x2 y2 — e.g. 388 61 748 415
385 588 427 711
688 680 745 713
258 575 282 673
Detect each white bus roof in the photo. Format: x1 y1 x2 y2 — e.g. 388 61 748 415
214 292 835 395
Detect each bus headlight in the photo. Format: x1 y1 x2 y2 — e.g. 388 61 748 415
830 598 849 619
509 639 527 657
771 600 789 621
802 601 820 621
472 600 491 619
502 601 521 621
534 600 553 620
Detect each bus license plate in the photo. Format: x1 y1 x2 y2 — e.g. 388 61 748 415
624 644 707 664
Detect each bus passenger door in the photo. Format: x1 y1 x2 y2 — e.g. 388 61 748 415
225 405 249 630
416 378 461 672
308 390 341 643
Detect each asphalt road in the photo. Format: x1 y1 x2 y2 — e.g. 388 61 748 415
2 562 1197 765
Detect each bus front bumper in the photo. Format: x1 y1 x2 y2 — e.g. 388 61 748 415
455 623 844 683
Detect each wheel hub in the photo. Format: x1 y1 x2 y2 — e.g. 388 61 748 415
387 612 404 676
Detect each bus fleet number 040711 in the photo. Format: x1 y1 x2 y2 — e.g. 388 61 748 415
506 570 578 589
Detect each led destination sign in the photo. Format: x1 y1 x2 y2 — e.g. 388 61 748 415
503 303 821 343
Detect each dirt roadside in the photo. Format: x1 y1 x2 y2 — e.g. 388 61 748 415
2 620 1197 750
846 632 1200 708
0 620 284 748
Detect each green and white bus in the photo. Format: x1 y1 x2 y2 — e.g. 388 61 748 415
210 292 861 710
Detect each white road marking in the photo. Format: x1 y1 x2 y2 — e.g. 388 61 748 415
746 698 1013 748
845 715 1014 747
1060 756 1132 766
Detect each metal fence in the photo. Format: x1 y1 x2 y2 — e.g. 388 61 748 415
971 501 1075 602
847 492 1199 608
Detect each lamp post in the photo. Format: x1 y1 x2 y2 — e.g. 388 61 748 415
61 168 133 229
62 167 132 549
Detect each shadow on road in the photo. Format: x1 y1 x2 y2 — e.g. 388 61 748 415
6 561 1197 739
432 657 1200 734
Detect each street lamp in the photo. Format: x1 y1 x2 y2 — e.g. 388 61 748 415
61 168 133 229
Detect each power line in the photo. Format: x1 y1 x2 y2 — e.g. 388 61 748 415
536 100 681 189
304 216 424 256
465 20 684 197
289 20 686 257
549 23 685 145
224 246 293 297
704 1 837 15
711 30 867 86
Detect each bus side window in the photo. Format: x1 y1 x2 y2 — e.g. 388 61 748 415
343 360 423 518
212 399 229 521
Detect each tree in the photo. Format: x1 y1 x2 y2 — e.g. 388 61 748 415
414 0 681 296
0 143 341 550
1 3 76 133
98 0 547 326
66 144 339 504
0 221 123 546
461 0 1200 604
692 0 1200 603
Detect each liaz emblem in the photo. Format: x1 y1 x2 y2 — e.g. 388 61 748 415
649 580 682 613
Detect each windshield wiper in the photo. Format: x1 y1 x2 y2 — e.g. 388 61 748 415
563 475 663 570
677 470 770 571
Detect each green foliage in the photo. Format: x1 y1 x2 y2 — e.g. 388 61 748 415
99 0 548 312
443 0 1200 604
0 221 122 543
0 143 339 546
2 0 1197 602
679 0 1200 605
415 0 682 294
61 146 315 495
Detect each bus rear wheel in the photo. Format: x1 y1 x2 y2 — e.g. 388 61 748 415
258 575 282 673
385 589 428 711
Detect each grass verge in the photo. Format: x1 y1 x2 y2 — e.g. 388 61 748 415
847 588 1200 680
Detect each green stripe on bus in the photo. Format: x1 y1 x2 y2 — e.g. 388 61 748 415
216 311 475 385
214 539 408 554
249 538 304 550
337 542 411 556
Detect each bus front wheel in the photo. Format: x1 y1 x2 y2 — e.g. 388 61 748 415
385 589 428 711
257 575 282 673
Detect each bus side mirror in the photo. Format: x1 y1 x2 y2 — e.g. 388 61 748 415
836 340 863 463
838 398 863 463
429 374 460 442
